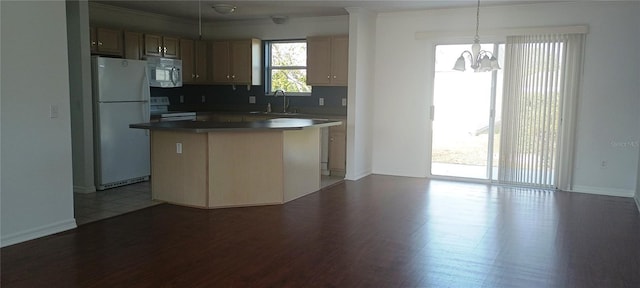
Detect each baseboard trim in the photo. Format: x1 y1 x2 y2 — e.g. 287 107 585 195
1 219 77 248
570 185 635 198
635 195 640 213
345 170 372 181
73 184 96 194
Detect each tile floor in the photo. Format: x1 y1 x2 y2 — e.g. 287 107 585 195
74 176 345 225
73 181 162 225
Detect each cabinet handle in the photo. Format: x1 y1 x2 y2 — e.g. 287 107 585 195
330 137 334 142
98 41 103 46
226 75 230 79
196 74 200 78
158 46 161 53
327 75 330 79
164 47 167 53
192 74 196 79
231 75 236 79
91 41 96 46
333 76 337 79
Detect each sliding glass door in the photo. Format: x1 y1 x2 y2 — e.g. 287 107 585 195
430 44 504 180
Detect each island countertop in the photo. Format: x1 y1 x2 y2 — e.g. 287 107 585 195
130 118 342 133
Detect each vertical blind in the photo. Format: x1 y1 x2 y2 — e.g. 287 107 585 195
498 34 584 189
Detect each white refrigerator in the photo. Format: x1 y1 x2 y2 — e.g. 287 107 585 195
92 56 151 190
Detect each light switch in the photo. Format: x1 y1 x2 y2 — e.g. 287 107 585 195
201 95 206 103
176 143 182 154
180 95 184 103
319 98 324 106
49 105 59 119
249 96 256 104
342 98 347 106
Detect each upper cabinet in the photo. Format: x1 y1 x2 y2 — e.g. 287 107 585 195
90 27 123 56
306 35 348 86
144 34 180 58
123 31 143 60
181 39 209 84
211 39 262 85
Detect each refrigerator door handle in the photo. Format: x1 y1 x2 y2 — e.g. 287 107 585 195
141 69 150 121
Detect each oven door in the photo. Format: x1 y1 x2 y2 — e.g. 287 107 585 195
160 111 196 121
161 115 196 121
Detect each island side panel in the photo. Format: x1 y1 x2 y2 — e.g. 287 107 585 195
151 131 208 208
283 128 321 202
208 131 284 208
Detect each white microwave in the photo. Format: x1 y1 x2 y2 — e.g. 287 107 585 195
146 57 182 88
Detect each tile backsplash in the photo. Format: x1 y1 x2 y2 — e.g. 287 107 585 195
151 85 347 115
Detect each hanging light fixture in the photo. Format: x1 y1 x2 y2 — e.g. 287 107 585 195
211 3 236 15
198 0 202 40
453 0 500 72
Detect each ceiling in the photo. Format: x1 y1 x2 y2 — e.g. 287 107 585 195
93 0 559 23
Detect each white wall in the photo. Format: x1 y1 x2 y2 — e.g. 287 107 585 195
636 150 640 212
89 2 198 37
89 2 348 40
1 1 76 247
203 15 348 39
67 0 96 193
372 1 640 197
345 8 376 180
636 103 640 212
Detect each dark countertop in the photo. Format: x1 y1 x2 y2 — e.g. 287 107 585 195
130 118 342 133
168 104 347 118
196 110 347 120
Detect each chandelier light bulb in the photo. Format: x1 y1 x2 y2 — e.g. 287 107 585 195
452 0 500 73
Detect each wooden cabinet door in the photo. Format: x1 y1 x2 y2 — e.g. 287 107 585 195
90 27 97 53
231 40 251 83
194 41 209 83
163 36 180 58
211 41 231 83
306 36 332 85
123 31 143 60
95 27 122 56
328 129 346 173
180 38 195 83
144 34 162 57
330 36 349 86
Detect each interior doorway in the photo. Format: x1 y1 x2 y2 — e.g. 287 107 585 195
430 44 504 180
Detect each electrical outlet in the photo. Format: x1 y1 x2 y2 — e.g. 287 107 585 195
249 96 256 104
342 98 347 106
201 95 206 103
179 95 184 103
176 143 183 154
49 105 59 119
319 98 324 106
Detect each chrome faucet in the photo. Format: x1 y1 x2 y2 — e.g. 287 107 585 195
273 89 288 113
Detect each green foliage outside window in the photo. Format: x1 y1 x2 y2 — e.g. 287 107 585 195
268 41 311 94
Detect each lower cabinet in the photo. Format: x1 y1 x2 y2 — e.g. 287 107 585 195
151 131 208 207
195 113 347 176
328 119 346 176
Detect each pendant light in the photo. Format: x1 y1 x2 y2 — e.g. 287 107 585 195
212 3 236 15
453 0 500 72
198 0 202 40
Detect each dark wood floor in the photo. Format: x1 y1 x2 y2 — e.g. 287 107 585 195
2 175 640 287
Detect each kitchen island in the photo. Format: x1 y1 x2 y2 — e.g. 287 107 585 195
130 118 342 209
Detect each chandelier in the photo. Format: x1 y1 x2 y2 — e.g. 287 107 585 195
453 0 500 72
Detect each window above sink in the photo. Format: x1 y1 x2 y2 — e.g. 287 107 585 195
265 40 311 96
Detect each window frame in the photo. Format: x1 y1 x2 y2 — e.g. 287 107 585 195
264 39 311 96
